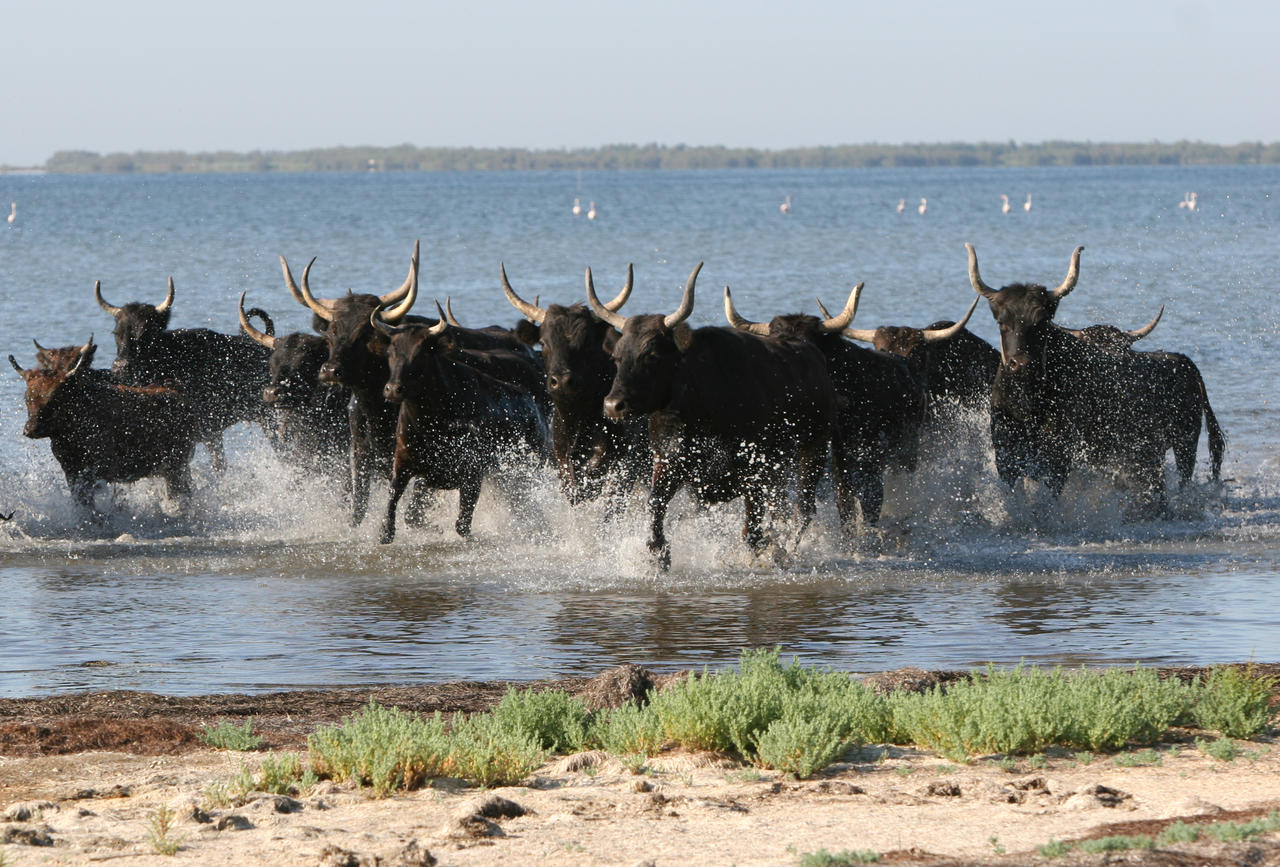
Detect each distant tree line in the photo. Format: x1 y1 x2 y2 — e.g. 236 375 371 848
33 140 1280 174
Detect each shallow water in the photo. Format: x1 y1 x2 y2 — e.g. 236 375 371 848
0 166 1275 696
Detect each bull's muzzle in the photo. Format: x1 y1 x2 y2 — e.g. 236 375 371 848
383 382 404 403
602 396 628 421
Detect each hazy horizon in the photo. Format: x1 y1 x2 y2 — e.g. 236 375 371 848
3 1 1277 167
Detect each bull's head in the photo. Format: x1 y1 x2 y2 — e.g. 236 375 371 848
95 278 174 384
10 337 95 438
371 301 450 406
1062 306 1164 353
723 282 865 346
503 263 632 407
239 292 332 407
283 241 420 390
588 263 701 421
967 243 1083 374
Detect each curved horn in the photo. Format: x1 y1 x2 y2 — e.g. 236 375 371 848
722 286 772 335
966 243 999 300
663 262 702 329
9 354 24 375
67 336 94 377
922 296 981 342
94 280 122 317
32 338 47 353
1126 304 1163 341
1049 245 1084 299
500 262 547 324
444 297 463 328
370 305 409 338
378 247 419 323
280 254 309 307
820 283 864 333
284 256 335 321
238 292 277 350
605 263 634 311
378 239 419 306
585 267 628 330
155 277 175 314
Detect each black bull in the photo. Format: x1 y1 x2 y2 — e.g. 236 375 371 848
287 241 546 528
95 277 271 472
968 243 1224 513
723 284 925 529
377 315 548 544
589 264 837 566
502 263 648 507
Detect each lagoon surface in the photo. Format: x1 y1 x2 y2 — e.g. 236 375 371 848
0 165 1276 696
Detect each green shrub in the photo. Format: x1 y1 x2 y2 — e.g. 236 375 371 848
753 713 848 778
198 718 262 751
1036 839 1071 858
1197 736 1242 762
445 712 545 788
490 687 590 754
590 701 666 756
1076 834 1155 853
1157 821 1200 844
647 648 890 769
890 665 1192 758
308 702 451 796
1189 665 1276 738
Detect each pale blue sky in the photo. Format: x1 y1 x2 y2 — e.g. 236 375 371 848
3 0 1277 166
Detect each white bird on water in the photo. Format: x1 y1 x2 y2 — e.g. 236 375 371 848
572 197 582 216
918 197 927 215
1179 192 1198 211
780 195 792 214
1001 194 1011 215
896 198 906 213
6 202 14 226
587 201 597 220
1024 193 1032 212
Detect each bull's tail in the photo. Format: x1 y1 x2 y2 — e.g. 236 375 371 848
1197 369 1226 482
244 307 276 338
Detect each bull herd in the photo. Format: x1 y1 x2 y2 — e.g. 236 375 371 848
9 241 1224 566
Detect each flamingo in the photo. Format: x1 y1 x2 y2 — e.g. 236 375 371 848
1001 194 1011 215
780 195 792 214
6 202 14 226
896 198 906 213
918 197 927 215
1186 192 1198 211
572 197 582 216
587 201 597 220
1024 193 1032 212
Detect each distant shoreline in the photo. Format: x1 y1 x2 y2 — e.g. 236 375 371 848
5 140 1279 174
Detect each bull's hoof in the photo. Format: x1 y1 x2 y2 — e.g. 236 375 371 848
455 521 472 538
647 541 671 571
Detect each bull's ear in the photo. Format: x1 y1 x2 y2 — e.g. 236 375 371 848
672 323 694 352
514 319 541 346
311 313 330 334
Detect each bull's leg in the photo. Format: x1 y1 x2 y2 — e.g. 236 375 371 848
647 455 680 570
380 466 412 544
742 490 769 553
794 439 827 539
456 477 482 537
403 481 435 527
349 441 372 528
205 436 227 475
163 459 193 511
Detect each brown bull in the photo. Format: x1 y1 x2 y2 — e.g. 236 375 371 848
11 339 198 517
